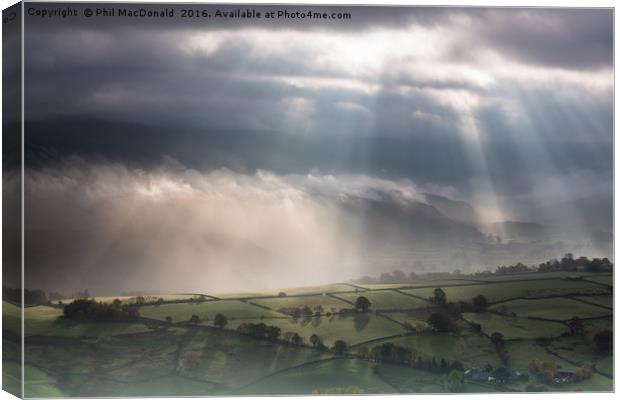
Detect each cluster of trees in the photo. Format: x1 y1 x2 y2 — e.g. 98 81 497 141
3 287 48 305
425 288 491 331
528 358 592 384
277 305 324 318
538 254 612 273
63 299 139 321
187 313 227 328
357 341 463 375
355 270 417 284
490 332 509 365
495 262 531 274
489 254 613 276
309 334 327 349
528 359 592 384
593 330 613 353
277 297 370 319
427 312 458 332
236 322 284 342
354 269 456 285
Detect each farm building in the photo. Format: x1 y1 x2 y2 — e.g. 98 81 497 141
554 368 574 384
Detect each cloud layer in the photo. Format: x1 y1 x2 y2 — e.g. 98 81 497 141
18 6 613 293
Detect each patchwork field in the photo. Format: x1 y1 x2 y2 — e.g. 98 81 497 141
462 312 569 339
357 279 481 290
490 298 612 320
139 299 283 323
371 332 502 368
574 295 613 308
6 270 614 396
403 279 607 303
337 290 429 310
251 294 351 312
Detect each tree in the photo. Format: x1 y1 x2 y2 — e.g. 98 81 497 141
568 317 585 336
278 292 287 297
427 313 457 332
356 346 369 359
189 314 200 325
332 340 348 356
183 353 201 370
446 369 464 393
266 325 281 342
432 288 447 306
282 332 294 343
313 305 324 317
63 299 139 322
355 296 371 312
574 363 593 381
309 334 320 348
537 370 554 385
165 316 173 323
214 313 228 329
593 330 613 353
290 333 303 346
490 332 505 348
472 295 488 309
528 359 542 375
541 361 557 376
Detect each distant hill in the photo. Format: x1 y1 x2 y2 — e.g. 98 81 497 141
423 193 479 225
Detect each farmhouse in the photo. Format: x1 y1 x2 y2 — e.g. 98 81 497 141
554 368 574 384
465 368 491 382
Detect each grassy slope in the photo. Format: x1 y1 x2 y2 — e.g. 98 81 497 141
220 313 406 347
250 294 351 311
403 279 606 303
235 358 396 395
369 332 501 368
15 272 615 395
139 299 283 323
490 297 612 320
462 312 569 339
337 290 428 310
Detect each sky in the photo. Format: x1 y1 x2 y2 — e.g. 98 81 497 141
13 5 613 294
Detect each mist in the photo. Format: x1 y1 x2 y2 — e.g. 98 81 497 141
23 158 449 295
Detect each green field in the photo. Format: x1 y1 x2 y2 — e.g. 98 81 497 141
4 302 151 338
583 275 613 286
221 313 406 347
490 298 612 320
574 295 613 308
212 284 357 299
357 279 481 290
475 272 613 282
251 294 351 312
7 271 614 395
139 299 284 323
462 312 569 339
370 332 501 368
236 358 396 394
403 279 606 303
337 290 429 310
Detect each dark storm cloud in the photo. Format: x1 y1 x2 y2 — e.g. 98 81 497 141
462 8 613 70
26 3 447 32
24 5 612 69
22 5 613 195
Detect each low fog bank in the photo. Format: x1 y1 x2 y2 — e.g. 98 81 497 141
19 159 612 295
